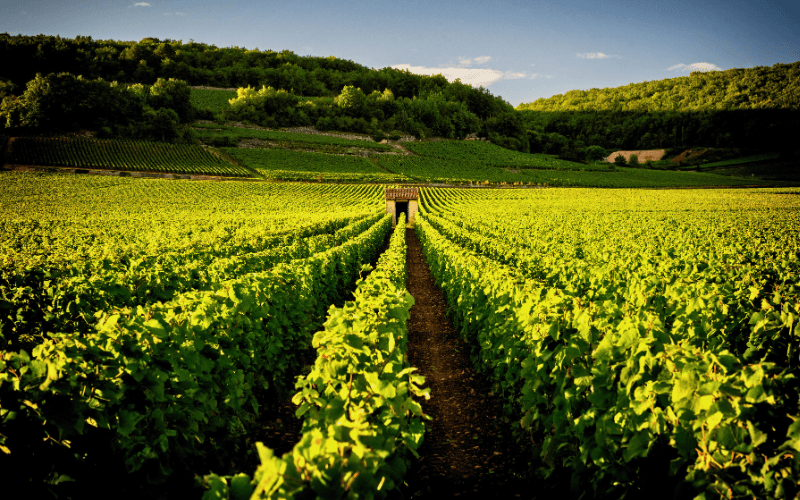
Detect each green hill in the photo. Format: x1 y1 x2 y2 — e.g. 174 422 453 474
517 62 800 112
190 123 789 187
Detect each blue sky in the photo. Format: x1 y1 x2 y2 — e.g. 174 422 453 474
2 0 798 106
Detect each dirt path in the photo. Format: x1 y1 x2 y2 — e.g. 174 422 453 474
403 228 532 498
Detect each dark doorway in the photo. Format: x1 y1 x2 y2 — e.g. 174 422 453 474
396 201 409 225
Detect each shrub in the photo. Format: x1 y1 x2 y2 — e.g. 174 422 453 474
586 145 606 165
613 154 627 166
628 154 640 167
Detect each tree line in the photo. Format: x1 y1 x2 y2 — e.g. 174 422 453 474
2 33 797 158
517 63 800 112
0 33 531 148
0 73 196 142
516 62 800 160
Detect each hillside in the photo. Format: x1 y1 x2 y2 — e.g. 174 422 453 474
190 119 790 187
517 62 800 112
0 33 522 149
1 34 798 174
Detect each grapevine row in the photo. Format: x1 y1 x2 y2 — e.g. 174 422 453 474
1 213 383 347
6 136 253 177
203 214 428 499
0 213 393 486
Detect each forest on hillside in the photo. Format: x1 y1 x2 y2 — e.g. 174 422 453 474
516 63 800 160
0 33 531 149
517 63 800 112
1 33 798 161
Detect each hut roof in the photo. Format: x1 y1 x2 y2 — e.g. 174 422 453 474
385 188 419 200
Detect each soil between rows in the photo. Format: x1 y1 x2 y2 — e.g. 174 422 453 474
191 226 544 498
401 228 535 499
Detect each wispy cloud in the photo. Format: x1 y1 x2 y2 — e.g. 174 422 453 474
391 63 527 87
529 73 538 79
456 55 492 67
133 2 151 6
668 62 722 72
577 52 619 59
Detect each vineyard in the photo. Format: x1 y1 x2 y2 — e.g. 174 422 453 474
372 151 776 187
1 169 799 499
191 88 239 113
223 147 408 182
0 173 426 497
415 186 800 498
401 140 604 171
5 136 253 177
193 123 394 152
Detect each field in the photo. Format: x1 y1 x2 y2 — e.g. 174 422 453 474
1 170 799 499
373 150 779 186
5 136 253 177
223 147 408 182
190 88 238 113
0 170 800 498
0 172 425 498
415 186 800 498
403 140 605 170
193 122 393 152
3 122 790 186
682 152 782 170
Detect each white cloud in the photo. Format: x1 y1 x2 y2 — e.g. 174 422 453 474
176 11 186 15
577 52 619 59
391 64 528 87
529 73 538 79
133 2 151 6
668 62 722 72
457 55 491 67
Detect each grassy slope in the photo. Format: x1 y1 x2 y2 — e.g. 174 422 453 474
5 136 255 177
193 123 392 151
190 88 238 113
224 148 407 182
187 88 794 187
5 87 781 186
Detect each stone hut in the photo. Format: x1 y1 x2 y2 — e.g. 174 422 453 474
385 188 419 227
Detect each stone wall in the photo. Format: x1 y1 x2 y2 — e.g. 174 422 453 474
408 200 419 226
386 200 397 225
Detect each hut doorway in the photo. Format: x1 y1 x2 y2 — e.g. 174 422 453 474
395 201 409 222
